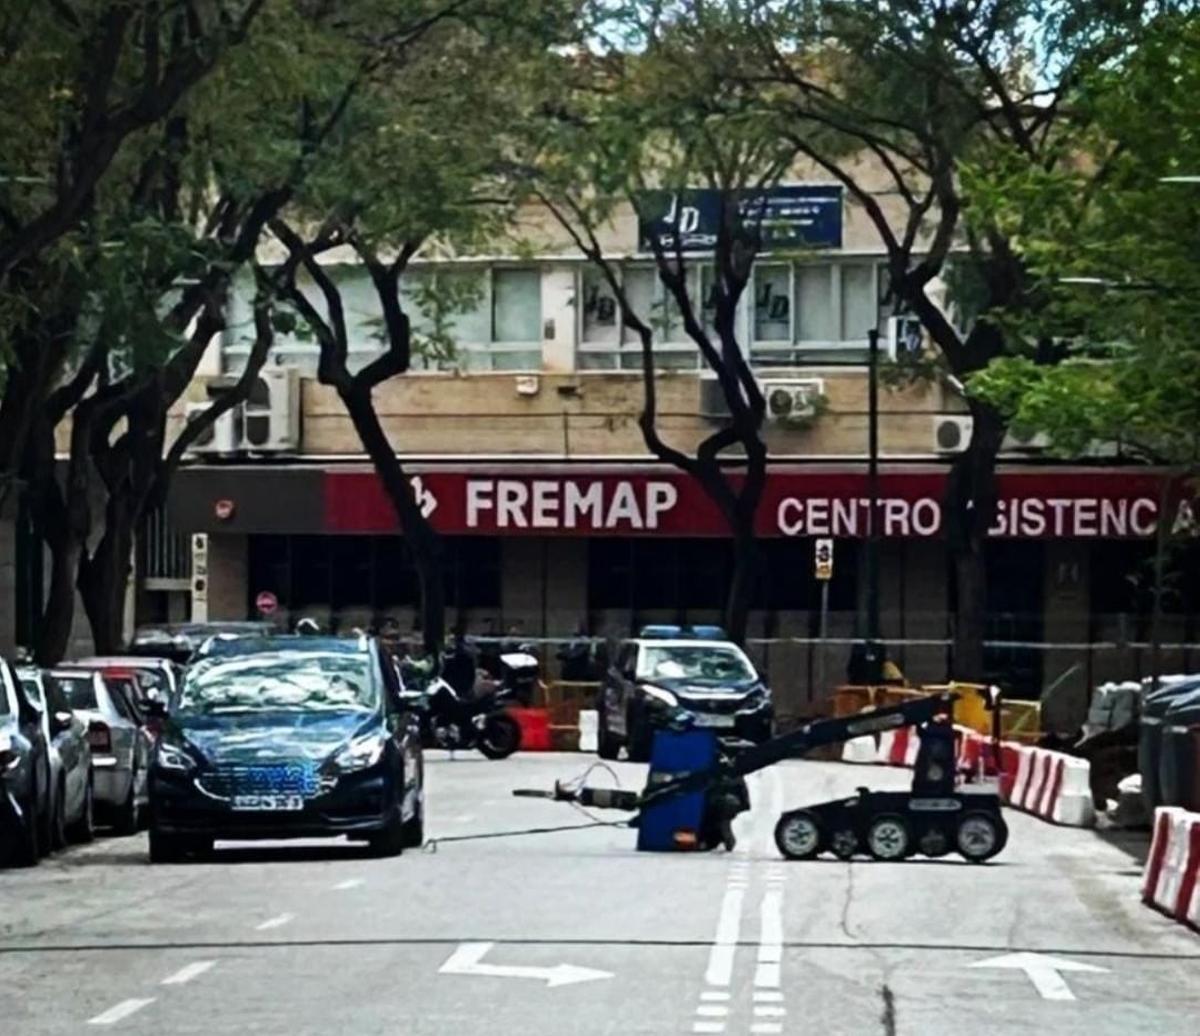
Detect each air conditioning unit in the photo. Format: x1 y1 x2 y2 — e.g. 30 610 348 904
762 378 825 422
183 402 239 455
239 367 300 453
887 315 924 359
933 415 972 453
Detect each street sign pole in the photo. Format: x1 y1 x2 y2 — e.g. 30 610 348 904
865 327 883 683
814 538 834 695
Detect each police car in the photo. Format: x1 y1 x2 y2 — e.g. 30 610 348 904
597 626 773 761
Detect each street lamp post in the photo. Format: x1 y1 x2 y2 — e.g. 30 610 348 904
863 327 883 683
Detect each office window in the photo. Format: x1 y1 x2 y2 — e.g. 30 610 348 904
795 265 836 342
754 264 792 342
840 263 877 344
578 264 700 371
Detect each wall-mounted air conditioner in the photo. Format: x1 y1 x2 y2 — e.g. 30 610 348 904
183 403 239 455
762 378 825 423
239 367 300 453
933 415 972 453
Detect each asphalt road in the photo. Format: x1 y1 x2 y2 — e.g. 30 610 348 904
1 753 1198 1035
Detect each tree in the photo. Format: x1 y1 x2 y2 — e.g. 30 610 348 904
969 11 1200 685
0 1 266 505
268 4 576 653
10 1 417 658
693 0 1166 677
516 12 801 644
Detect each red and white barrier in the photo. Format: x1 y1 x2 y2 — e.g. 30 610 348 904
1142 807 1200 933
841 725 1095 828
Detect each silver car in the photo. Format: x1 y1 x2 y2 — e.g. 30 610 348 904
17 669 94 846
73 656 181 709
50 668 150 834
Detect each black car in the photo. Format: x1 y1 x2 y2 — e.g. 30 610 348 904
598 636 773 762
148 635 424 862
0 658 54 866
17 668 94 848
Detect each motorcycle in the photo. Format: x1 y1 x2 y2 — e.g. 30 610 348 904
414 676 523 759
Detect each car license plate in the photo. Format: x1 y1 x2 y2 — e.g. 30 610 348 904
231 794 304 812
693 714 735 728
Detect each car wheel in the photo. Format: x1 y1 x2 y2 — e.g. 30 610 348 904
597 706 620 760
69 779 96 844
13 786 42 867
50 780 68 852
627 710 654 763
775 810 823 860
866 814 912 862
402 798 425 849
368 814 407 858
149 827 186 864
956 811 1008 863
112 774 139 836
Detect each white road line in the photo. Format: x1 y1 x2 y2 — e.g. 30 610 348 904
699 991 730 1002
757 888 783 964
161 961 215 986
753 990 784 1003
332 878 364 890
88 999 155 1025
750 1025 784 1035
704 884 745 987
255 912 294 931
754 1005 787 1018
692 1024 724 1035
696 1005 728 1017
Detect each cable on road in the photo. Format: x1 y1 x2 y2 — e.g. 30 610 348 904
422 817 630 853
423 760 631 852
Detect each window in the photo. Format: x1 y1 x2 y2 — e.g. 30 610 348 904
223 266 544 374
577 265 701 371
752 259 888 364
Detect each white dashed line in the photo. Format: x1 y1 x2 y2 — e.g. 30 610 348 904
704 883 744 988
696 1005 728 1018
88 998 156 1025
754 1005 787 1018
692 1024 724 1035
332 878 364 890
699 991 730 1002
161 960 215 986
750 1025 784 1035
255 913 294 931
753 990 784 1003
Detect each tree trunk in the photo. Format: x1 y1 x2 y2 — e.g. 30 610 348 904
945 399 1006 681
78 503 134 655
339 383 445 653
34 519 82 665
725 520 760 646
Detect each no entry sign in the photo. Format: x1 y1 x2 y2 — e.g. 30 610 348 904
255 590 278 616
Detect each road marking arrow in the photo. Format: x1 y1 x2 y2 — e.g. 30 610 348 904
439 942 613 988
969 952 1108 1001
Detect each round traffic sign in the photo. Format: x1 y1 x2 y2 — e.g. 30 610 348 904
255 590 278 616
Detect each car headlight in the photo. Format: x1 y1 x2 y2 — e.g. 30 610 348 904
330 732 387 773
155 741 197 773
641 684 679 708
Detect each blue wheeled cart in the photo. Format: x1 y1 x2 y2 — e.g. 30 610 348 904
636 730 720 852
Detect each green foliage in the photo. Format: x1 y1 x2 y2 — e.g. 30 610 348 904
970 11 1200 468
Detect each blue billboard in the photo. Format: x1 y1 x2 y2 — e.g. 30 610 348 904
637 185 843 253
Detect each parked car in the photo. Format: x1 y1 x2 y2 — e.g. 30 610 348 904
129 622 277 665
50 668 150 834
0 657 54 866
149 635 424 862
74 656 182 707
17 668 94 846
598 632 773 761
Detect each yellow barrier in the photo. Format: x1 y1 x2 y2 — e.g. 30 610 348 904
831 681 1042 742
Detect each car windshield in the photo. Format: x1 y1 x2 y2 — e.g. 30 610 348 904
638 645 756 685
177 650 377 715
54 674 99 710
